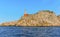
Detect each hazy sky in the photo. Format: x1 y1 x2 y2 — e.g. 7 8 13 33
0 0 60 23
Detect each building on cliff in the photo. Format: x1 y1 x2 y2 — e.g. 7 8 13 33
24 10 28 17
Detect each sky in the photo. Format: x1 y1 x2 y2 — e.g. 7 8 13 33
0 0 60 23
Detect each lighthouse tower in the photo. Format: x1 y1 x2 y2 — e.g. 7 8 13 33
24 10 28 16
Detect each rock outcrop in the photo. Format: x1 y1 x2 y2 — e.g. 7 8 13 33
0 21 17 26
1 10 60 26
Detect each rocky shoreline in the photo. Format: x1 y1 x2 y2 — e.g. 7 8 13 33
0 10 60 26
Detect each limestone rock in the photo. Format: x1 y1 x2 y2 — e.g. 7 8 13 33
1 10 60 26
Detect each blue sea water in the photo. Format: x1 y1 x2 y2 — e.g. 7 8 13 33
0 26 60 37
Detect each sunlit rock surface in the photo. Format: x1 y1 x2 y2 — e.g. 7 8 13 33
1 10 60 26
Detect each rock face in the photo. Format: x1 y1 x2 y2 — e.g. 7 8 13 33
1 10 60 26
57 15 60 21
0 21 17 26
16 10 60 26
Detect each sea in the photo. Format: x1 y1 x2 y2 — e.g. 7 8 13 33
0 26 60 37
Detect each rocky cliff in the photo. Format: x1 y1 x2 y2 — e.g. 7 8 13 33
1 10 60 26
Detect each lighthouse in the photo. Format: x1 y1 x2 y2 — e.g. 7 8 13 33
24 10 28 16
